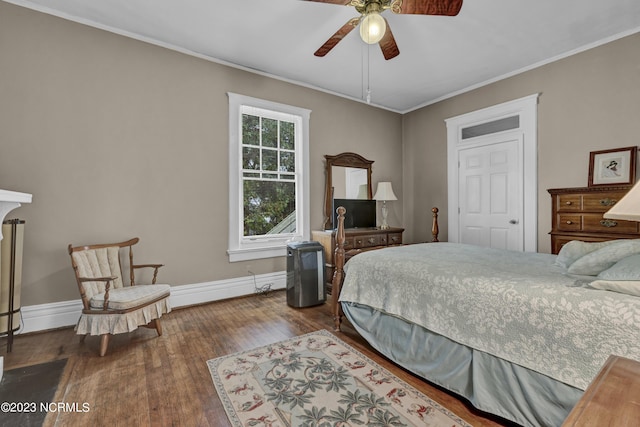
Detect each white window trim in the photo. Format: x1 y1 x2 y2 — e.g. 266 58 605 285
227 93 311 262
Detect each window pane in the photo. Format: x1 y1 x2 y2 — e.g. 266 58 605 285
242 146 260 170
243 180 296 236
262 118 278 148
461 116 519 139
242 114 260 146
261 148 277 171
280 151 295 172
280 121 295 150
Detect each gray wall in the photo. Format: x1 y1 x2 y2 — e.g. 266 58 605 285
0 2 403 306
403 32 640 251
2 2 639 309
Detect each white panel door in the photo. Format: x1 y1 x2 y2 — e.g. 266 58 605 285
458 134 523 250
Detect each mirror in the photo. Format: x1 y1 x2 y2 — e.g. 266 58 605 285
323 152 374 229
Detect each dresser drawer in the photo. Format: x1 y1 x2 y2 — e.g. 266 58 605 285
557 194 583 212
582 192 626 212
557 214 583 231
342 236 355 250
388 232 403 245
583 214 639 234
354 234 383 248
552 235 578 254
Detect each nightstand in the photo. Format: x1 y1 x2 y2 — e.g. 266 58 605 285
562 355 640 426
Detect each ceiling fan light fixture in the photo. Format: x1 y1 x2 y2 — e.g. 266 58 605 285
359 12 386 44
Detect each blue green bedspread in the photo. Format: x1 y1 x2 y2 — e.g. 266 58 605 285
338 242 640 390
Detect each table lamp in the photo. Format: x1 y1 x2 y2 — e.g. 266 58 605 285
373 182 397 230
604 180 640 222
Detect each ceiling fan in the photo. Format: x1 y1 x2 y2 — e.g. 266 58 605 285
306 0 463 60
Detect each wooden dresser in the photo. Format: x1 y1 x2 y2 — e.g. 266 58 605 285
548 185 640 254
311 227 404 289
562 355 640 426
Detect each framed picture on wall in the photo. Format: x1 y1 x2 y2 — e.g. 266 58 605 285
588 146 637 187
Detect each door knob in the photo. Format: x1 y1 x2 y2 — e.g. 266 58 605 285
509 219 519 224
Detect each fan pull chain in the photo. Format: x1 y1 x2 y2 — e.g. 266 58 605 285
366 43 371 104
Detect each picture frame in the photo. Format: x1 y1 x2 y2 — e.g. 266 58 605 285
588 146 637 187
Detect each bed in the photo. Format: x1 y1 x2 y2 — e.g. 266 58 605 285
329 206 640 427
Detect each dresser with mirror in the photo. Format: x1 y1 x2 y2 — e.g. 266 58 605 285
312 152 404 289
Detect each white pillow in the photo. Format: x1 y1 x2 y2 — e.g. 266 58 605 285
597 253 640 281
555 240 616 269
567 239 640 276
588 280 640 297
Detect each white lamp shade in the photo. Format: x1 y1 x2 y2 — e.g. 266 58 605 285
373 182 397 201
359 13 386 44
604 180 640 221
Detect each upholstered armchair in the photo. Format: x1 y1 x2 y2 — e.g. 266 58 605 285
68 237 171 356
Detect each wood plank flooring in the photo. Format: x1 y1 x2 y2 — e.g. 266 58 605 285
1 291 516 426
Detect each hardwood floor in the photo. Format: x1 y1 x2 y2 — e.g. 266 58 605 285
1 291 515 426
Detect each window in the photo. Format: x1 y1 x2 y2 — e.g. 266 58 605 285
227 93 311 262
461 115 520 139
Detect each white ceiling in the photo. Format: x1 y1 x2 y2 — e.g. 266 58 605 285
6 0 640 113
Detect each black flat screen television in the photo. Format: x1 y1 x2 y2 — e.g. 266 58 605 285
332 198 376 229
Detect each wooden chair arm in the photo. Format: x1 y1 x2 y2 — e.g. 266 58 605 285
131 264 164 285
77 276 118 283
132 263 164 269
78 276 115 310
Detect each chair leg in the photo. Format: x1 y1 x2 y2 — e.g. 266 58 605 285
154 318 163 337
99 334 110 357
79 334 87 343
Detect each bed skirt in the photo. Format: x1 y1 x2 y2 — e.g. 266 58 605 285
342 302 582 427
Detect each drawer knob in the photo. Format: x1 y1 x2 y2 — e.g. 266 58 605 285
565 201 572 205
566 220 573 225
600 219 618 228
367 237 376 244
600 198 617 207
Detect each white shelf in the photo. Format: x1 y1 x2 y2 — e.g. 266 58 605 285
0 189 31 381
0 189 32 238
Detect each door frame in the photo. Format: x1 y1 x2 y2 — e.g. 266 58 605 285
445 93 539 252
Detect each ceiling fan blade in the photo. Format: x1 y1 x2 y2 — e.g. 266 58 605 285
314 17 361 57
303 0 352 4
379 19 399 60
390 0 463 16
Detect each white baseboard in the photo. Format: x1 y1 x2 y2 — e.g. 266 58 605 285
168 270 286 307
18 271 287 334
20 299 84 334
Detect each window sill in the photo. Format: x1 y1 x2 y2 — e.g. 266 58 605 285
227 245 287 262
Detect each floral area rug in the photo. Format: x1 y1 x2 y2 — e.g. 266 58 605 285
207 330 471 427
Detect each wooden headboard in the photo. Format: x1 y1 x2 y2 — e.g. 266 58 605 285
330 206 440 332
